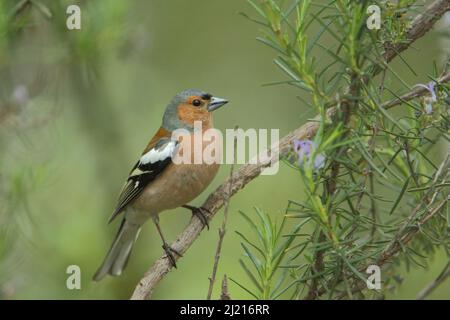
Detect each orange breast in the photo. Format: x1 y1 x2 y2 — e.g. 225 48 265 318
131 129 222 215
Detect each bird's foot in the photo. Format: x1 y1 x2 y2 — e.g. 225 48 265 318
183 205 210 229
162 243 183 268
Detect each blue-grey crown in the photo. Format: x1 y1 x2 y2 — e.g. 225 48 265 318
174 89 207 101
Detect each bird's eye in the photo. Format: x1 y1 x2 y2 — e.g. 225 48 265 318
192 99 201 106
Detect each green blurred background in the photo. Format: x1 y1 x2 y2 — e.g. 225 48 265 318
0 0 448 299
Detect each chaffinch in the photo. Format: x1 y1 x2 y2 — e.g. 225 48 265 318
93 89 228 281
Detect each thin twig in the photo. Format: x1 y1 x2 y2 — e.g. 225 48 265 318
130 1 450 299
220 275 232 300
206 126 238 300
416 261 450 300
382 73 450 109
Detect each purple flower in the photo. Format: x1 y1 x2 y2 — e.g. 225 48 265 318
294 139 312 157
416 82 437 103
293 139 325 170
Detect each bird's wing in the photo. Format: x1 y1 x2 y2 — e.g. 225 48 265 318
108 134 178 223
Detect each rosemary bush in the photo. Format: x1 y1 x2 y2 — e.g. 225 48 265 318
235 0 449 300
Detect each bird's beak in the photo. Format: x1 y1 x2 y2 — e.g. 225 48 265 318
207 96 229 112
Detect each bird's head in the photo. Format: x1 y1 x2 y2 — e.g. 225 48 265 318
163 89 228 131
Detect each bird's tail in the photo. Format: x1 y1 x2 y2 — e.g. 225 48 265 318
93 218 141 281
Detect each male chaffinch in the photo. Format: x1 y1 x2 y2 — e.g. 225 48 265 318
93 89 228 281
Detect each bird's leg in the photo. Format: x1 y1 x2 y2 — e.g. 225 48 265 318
182 204 210 229
152 216 182 268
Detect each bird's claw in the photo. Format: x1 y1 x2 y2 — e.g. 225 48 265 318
162 243 183 268
183 205 210 229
